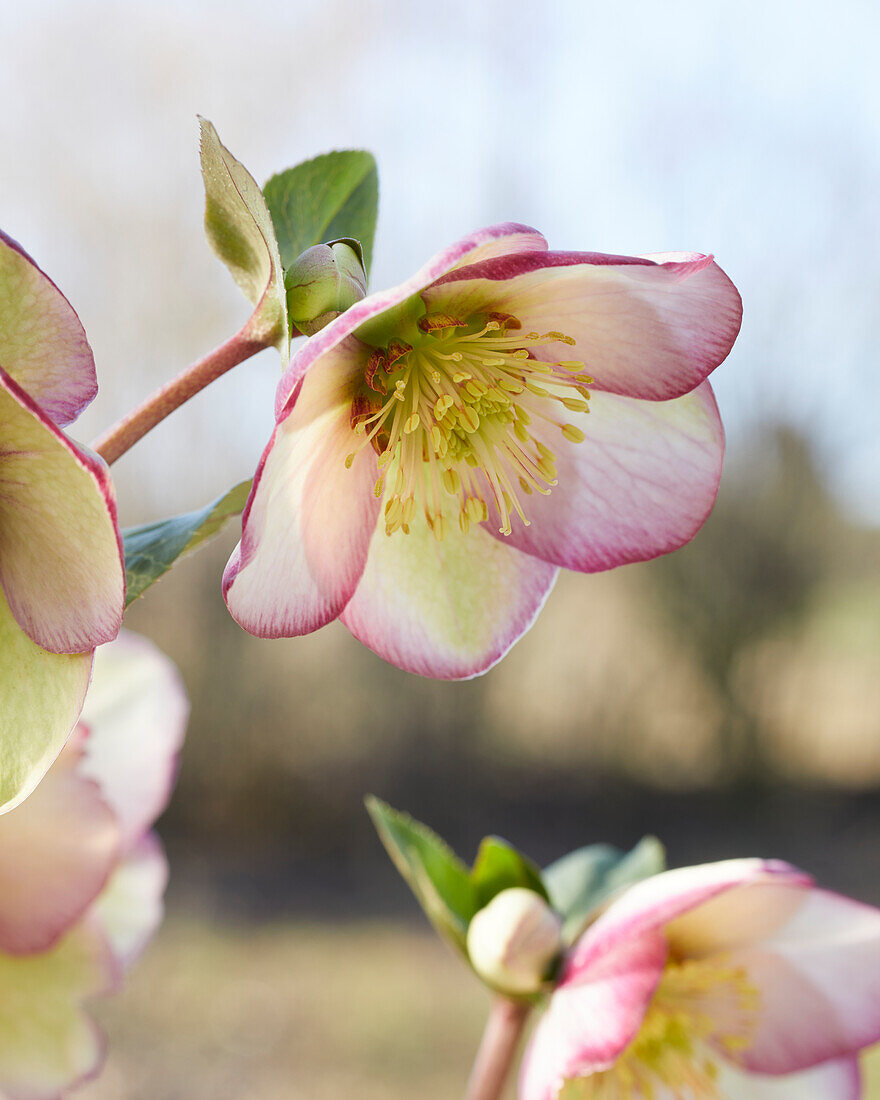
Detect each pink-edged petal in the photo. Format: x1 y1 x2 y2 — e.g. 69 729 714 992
0 917 116 1100
275 223 545 414
0 230 97 427
93 832 167 970
664 879 808 958
565 860 810 981
707 1056 862 1099
76 630 188 848
519 930 667 1100
0 585 92 815
0 730 119 955
447 226 548 269
424 250 742 401
339 511 558 679
487 382 724 574
727 889 880 1074
225 360 381 637
0 368 124 653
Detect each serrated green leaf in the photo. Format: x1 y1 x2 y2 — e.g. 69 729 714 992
470 837 549 907
264 151 378 276
199 118 288 360
365 797 479 954
544 837 666 945
122 481 251 606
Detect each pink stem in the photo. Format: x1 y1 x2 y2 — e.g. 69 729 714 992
465 996 530 1100
91 324 270 465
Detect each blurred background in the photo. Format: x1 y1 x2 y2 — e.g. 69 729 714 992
2 0 879 1095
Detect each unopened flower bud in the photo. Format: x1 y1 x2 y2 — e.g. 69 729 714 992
466 887 563 996
285 240 367 335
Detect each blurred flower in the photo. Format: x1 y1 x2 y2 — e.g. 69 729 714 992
0 630 188 1098
224 223 741 678
0 231 125 812
520 859 880 1100
467 887 563 996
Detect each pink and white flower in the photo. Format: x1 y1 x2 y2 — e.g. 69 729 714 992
0 230 125 812
224 224 741 678
0 630 188 1099
520 859 880 1099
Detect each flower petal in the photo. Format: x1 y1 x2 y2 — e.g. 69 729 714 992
339 512 558 679
664 880 808 958
275 223 545 414
0 918 115 1100
705 1056 862 1099
728 888 880 1074
0 585 92 815
519 930 667 1100
564 860 810 981
0 730 119 955
225 364 381 637
487 383 724 573
77 631 188 848
0 230 97 427
0 368 124 653
93 832 167 970
424 250 742 401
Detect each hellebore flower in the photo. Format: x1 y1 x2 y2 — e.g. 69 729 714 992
224 223 742 678
0 231 125 811
520 859 880 1099
0 630 187 1098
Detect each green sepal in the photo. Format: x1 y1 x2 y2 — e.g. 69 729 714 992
543 837 666 946
122 480 252 606
264 150 379 276
470 836 549 908
199 118 289 360
365 797 478 955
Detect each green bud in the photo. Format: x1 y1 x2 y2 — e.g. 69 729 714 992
284 239 367 335
466 887 563 996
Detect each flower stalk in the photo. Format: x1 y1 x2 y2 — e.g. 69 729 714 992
464 996 530 1100
91 322 270 465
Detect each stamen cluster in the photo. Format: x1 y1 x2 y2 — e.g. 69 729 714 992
346 312 593 538
565 956 759 1099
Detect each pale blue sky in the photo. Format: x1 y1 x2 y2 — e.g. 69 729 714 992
1 0 877 520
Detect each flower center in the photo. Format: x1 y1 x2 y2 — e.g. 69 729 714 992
346 312 593 539
562 956 760 1099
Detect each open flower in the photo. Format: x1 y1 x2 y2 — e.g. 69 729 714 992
0 630 188 1098
0 230 125 812
520 859 880 1099
224 223 741 678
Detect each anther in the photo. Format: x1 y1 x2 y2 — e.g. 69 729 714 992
442 468 461 496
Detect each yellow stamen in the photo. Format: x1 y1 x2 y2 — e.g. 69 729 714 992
345 310 592 536
570 956 760 1098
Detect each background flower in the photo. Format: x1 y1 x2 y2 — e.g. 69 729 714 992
0 232 125 814
0 631 188 1099
521 859 880 1100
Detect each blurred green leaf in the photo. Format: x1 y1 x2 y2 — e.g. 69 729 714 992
123 481 251 606
366 797 478 955
544 837 666 945
199 117 289 359
470 837 549 907
264 151 378 275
